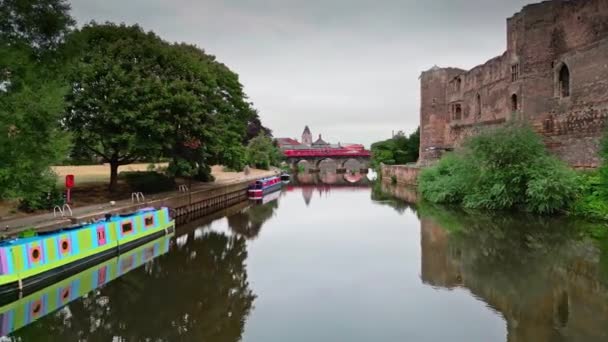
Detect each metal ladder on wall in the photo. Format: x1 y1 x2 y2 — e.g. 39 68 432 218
131 192 145 203
53 204 73 218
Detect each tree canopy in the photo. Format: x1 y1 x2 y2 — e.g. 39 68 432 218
64 23 261 190
245 133 281 170
0 0 73 201
371 128 420 168
0 0 270 200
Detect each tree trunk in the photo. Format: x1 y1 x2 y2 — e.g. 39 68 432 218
109 160 119 193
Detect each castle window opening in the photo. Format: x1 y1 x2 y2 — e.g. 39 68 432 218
559 64 570 98
511 63 520 81
511 94 518 111
454 104 462 121
476 94 482 118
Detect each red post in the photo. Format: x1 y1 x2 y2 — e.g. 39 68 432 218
65 175 75 204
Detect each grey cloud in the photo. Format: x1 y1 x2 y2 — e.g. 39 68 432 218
70 0 531 147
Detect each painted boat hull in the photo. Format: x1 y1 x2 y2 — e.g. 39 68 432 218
248 182 283 200
0 233 173 336
0 207 175 297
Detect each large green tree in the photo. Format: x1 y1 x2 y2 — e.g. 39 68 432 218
65 24 259 190
0 0 73 201
64 23 171 191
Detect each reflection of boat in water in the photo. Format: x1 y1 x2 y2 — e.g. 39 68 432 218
248 176 282 200
0 207 175 297
256 189 281 205
0 233 173 336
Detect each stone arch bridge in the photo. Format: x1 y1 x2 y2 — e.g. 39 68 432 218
284 149 371 173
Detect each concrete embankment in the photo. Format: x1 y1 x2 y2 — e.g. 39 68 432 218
0 172 275 237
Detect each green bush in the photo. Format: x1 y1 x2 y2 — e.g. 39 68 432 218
570 171 608 220
18 187 64 212
419 124 577 214
119 171 176 194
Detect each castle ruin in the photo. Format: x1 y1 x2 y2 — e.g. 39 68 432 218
419 0 608 168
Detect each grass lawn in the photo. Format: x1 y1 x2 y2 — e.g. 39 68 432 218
52 163 168 188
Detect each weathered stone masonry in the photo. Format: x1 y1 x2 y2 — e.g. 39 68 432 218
419 0 608 168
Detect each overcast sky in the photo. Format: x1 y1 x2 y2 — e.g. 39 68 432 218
70 0 531 147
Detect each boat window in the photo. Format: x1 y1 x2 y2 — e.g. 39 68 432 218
145 216 154 227
97 228 106 243
60 240 70 253
122 222 133 234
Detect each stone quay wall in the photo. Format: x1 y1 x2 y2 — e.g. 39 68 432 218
381 164 420 186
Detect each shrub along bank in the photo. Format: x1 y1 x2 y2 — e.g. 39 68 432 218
419 124 580 215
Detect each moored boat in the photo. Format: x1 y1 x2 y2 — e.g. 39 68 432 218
280 173 291 183
0 233 173 335
248 176 283 200
0 207 174 296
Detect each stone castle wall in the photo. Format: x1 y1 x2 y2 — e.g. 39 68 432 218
419 0 608 168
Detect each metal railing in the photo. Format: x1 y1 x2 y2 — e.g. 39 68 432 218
131 192 145 203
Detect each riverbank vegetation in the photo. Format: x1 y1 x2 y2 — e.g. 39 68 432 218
419 124 608 220
419 125 578 214
0 0 276 209
245 134 282 170
370 128 420 168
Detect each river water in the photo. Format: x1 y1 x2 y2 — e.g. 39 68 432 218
3 180 608 341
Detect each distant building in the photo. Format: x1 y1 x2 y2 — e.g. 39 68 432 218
276 126 366 152
301 126 313 146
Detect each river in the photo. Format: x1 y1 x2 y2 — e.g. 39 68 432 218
3 179 608 341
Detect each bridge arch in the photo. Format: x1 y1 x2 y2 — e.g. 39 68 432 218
342 158 362 173
296 160 312 173
316 158 338 172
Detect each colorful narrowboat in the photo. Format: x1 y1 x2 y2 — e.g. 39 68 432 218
0 207 174 297
0 233 173 336
248 176 283 200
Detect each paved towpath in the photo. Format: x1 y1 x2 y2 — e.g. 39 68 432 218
0 171 275 233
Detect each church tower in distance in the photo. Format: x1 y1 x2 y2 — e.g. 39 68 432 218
302 125 313 146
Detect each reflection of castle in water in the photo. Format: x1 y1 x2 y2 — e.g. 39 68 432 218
420 214 608 341
375 182 608 341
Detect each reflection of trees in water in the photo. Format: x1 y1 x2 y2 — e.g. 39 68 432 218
371 182 608 340
370 181 417 215
12 232 255 341
228 200 279 239
418 203 608 342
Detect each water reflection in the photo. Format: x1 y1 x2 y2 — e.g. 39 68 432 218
8 211 256 341
228 194 280 240
6 181 608 341
294 172 371 187
375 182 608 342
2 234 172 340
